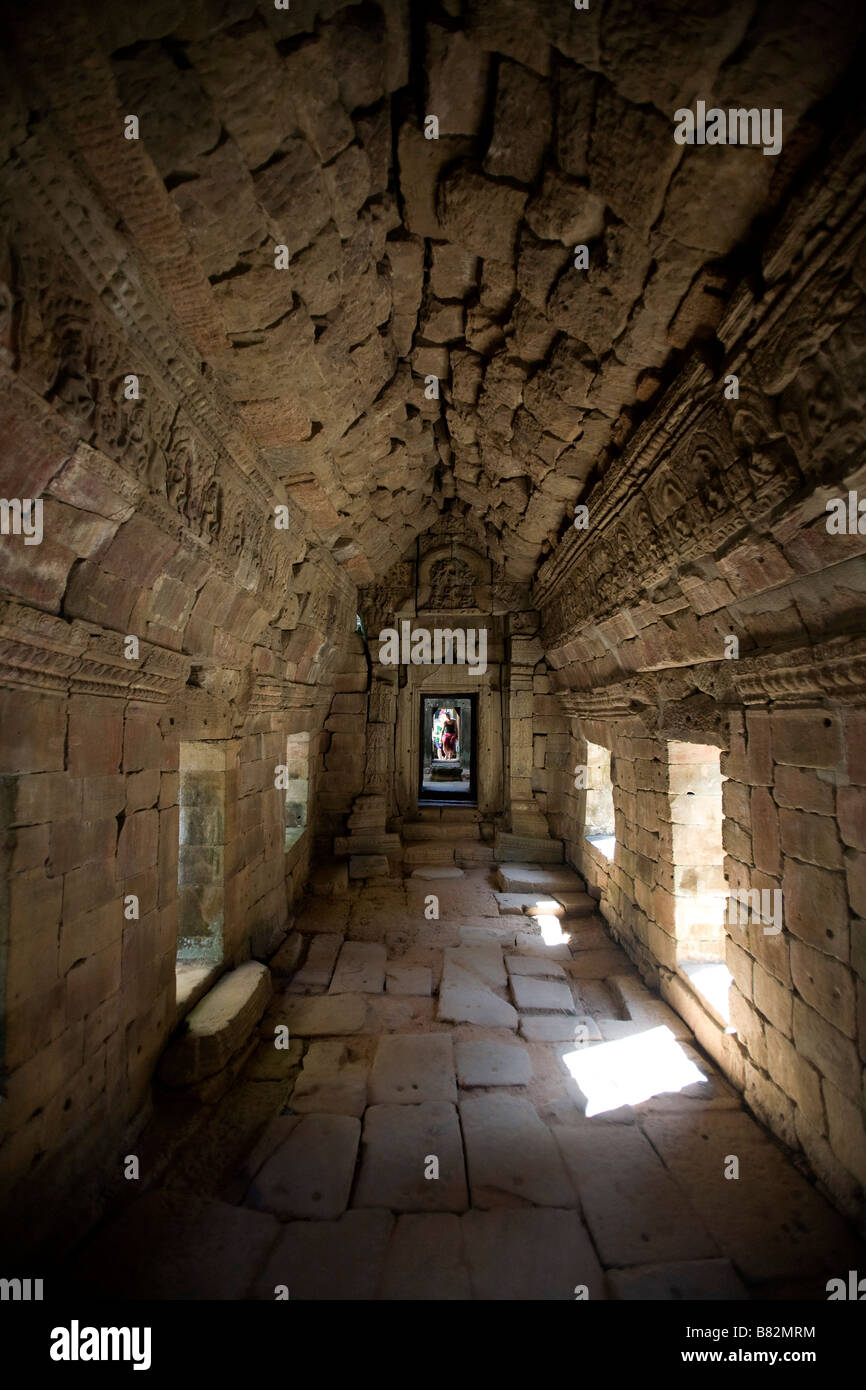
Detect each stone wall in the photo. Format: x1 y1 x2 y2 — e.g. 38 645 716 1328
537 117 866 1225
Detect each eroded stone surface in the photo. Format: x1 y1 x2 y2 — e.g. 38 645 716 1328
246 1114 361 1221
459 1094 576 1207
353 1103 469 1212
456 1040 532 1087
369 1034 457 1105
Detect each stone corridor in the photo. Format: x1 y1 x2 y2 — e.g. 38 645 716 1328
2 0 866 1313
66 846 865 1301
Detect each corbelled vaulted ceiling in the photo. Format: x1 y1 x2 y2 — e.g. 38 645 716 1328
2 0 863 586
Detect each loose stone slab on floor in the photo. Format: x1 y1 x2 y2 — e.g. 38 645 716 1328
386 963 433 995
370 1034 457 1105
246 1114 361 1221
607 974 691 1039
462 1208 606 1300
607 1258 749 1301
282 994 367 1036
159 961 272 1087
497 864 584 894
290 1039 369 1117
353 1103 469 1212
552 1124 719 1267
329 941 386 994
459 1094 576 1207
495 893 563 915
72 1190 280 1300
459 924 516 946
519 1014 602 1043
510 975 576 1013
505 954 567 980
549 892 596 917
438 960 518 1030
456 1040 532 1087
252 1210 394 1301
444 943 507 987
378 1214 472 1300
438 980 519 1030
287 933 343 992
512 932 572 959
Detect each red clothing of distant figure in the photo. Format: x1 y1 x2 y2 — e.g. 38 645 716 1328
441 720 458 758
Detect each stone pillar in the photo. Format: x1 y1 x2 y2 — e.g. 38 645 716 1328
499 628 560 857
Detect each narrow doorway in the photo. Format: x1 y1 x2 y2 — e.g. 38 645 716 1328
418 694 477 805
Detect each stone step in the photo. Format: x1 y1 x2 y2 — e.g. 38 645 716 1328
402 822 481 841
349 854 390 879
403 842 455 865
454 841 494 865
497 863 585 894
334 833 401 856
494 833 564 863
159 961 272 1087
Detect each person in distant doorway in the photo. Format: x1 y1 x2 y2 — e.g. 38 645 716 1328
440 714 458 759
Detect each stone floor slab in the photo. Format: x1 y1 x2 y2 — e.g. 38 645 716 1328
552 1124 719 1266
551 892 596 917
370 1033 457 1105
436 978 517 1034
290 1039 369 1117
520 1014 602 1043
511 975 576 1013
462 1208 605 1299
444 943 507 988
513 933 573 959
282 994 367 1036
506 954 567 980
329 940 386 994
353 1103 469 1212
495 893 563 915
246 1113 361 1220
379 1214 472 1299
385 963 433 995
252 1210 394 1300
459 924 517 946
642 1111 865 1283
459 1094 576 1207
607 1258 749 1301
287 933 343 992
456 1040 532 1087
71 1190 280 1300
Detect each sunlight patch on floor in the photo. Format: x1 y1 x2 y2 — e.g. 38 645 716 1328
562 1025 707 1116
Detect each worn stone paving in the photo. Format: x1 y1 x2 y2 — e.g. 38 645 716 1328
70 862 865 1301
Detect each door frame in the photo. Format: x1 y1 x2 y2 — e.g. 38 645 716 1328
417 692 478 805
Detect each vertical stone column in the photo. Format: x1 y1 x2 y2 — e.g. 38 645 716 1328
506 631 552 839
178 741 236 964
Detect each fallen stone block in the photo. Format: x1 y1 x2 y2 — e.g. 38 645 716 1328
510 975 576 1013
159 961 272 1087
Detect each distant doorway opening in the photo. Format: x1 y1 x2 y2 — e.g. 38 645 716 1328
419 694 477 804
